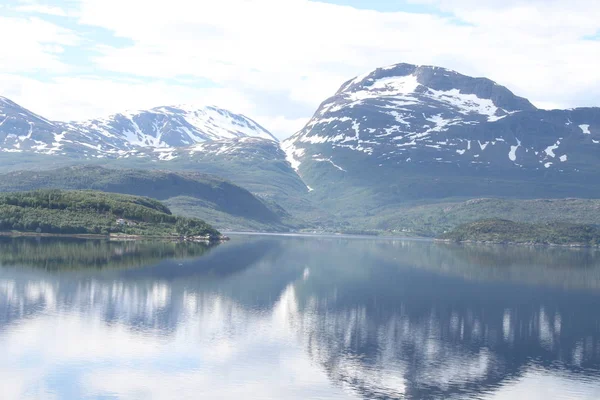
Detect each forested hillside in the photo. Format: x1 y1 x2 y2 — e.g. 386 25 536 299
0 190 221 239
440 219 600 246
0 166 292 231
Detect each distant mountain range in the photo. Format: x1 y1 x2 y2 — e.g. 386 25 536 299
2 62 600 233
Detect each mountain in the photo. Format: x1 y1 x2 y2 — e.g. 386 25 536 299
0 166 291 232
0 96 60 154
283 63 600 216
0 97 276 158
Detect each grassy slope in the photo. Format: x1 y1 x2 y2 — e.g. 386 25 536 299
440 219 600 246
0 190 220 238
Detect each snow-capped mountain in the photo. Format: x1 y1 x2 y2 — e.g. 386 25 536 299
283 63 600 204
0 97 277 159
0 96 61 154
71 105 277 149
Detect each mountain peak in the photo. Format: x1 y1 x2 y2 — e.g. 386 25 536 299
283 61 583 179
121 104 279 143
337 62 536 114
72 103 278 149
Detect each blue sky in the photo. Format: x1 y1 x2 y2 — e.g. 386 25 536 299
1 0 599 139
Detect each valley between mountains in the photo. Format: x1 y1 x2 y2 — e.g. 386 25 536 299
1 62 599 236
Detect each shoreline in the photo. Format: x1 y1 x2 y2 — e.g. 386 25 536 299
0 231 230 242
224 231 431 241
435 238 600 248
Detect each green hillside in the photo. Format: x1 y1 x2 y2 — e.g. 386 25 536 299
0 190 221 239
6 161 600 237
342 198 600 237
440 219 600 246
0 165 293 232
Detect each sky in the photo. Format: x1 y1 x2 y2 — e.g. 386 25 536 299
1 0 599 140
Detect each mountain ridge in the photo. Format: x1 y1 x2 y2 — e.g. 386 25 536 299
0 98 277 159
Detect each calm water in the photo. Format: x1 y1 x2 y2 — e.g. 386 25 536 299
2 235 600 399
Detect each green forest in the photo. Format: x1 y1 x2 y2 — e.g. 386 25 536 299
0 190 221 238
440 219 600 246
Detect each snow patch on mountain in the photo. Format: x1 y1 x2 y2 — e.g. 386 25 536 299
371 75 420 93
281 140 304 171
545 141 560 158
509 139 521 162
579 124 591 134
427 88 501 121
313 155 346 172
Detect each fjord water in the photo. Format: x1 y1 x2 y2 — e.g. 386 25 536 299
1 236 600 399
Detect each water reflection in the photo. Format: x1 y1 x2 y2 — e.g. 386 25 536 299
0 237 216 270
1 236 600 399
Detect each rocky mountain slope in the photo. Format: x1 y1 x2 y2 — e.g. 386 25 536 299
283 63 600 213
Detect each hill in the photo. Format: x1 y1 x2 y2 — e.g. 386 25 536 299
440 219 600 246
346 198 600 237
0 166 293 232
0 190 222 239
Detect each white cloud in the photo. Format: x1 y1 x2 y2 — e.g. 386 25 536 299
255 116 311 140
1 0 599 139
15 3 68 16
0 277 349 400
0 16 79 73
0 73 253 120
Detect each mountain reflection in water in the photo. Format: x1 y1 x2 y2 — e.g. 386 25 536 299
1 235 600 399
